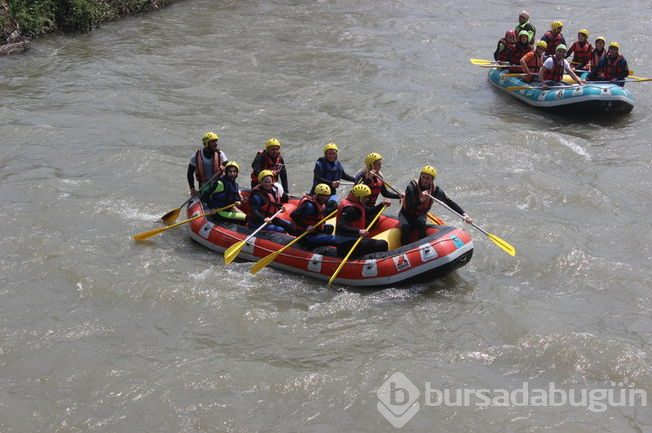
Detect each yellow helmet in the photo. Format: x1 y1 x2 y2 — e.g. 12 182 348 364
578 28 590 37
351 184 372 199
202 132 219 145
323 142 339 154
265 138 281 149
595 36 606 44
258 169 274 183
551 21 563 30
609 41 620 50
364 152 383 169
421 165 437 178
314 183 332 196
224 161 240 172
535 40 548 49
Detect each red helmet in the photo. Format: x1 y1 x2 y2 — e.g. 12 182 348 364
505 30 516 39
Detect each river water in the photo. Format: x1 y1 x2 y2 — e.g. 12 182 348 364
1 0 650 432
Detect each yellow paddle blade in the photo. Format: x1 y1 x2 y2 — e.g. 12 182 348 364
506 85 531 91
160 207 181 225
249 250 279 274
223 240 246 265
134 212 204 241
470 58 493 65
487 232 516 256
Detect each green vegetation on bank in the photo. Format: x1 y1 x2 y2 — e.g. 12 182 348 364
1 0 173 44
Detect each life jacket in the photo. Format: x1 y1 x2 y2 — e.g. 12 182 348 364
363 173 384 205
522 51 543 73
195 149 222 186
251 184 282 219
543 31 564 56
313 157 343 186
336 194 366 231
591 48 605 69
293 194 326 231
209 175 240 208
250 150 285 185
510 43 532 69
603 55 626 80
402 180 434 216
569 41 592 67
495 39 515 62
543 56 565 81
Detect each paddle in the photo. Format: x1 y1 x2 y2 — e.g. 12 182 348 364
160 170 222 224
133 203 236 241
249 209 338 275
223 207 285 265
426 193 515 257
328 205 387 286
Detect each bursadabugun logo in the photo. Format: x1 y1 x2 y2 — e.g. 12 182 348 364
376 372 421 428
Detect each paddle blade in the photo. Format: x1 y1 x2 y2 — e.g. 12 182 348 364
133 226 170 241
250 251 279 274
161 207 181 225
470 58 492 65
223 240 246 264
487 233 516 256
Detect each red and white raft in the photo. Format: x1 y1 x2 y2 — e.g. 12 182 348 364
187 192 473 287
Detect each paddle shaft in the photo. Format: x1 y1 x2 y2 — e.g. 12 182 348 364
134 203 236 240
241 207 286 246
426 193 486 235
328 205 387 286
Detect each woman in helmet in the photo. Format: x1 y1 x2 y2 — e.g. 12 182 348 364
203 161 246 222
335 184 388 258
588 41 629 86
566 29 593 71
399 166 471 246
520 40 547 82
494 30 517 63
312 142 355 199
250 137 289 201
188 132 228 196
541 21 566 56
290 183 338 248
590 36 606 70
249 170 292 233
354 152 401 223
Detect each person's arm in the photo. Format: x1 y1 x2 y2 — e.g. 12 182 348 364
250 195 266 223
493 42 504 61
187 164 196 194
380 183 401 200
251 153 264 176
433 186 465 215
279 159 289 194
620 58 630 80
403 183 420 210
565 60 583 84
341 167 356 183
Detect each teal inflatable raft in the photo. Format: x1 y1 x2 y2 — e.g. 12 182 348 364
488 68 635 114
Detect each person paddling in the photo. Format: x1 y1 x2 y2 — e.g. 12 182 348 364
566 29 593 71
188 132 227 196
249 170 292 233
290 183 338 248
335 184 388 258
399 166 472 246
541 21 566 56
203 161 246 222
250 138 289 202
311 142 355 201
354 152 401 224
520 40 547 82
539 44 584 89
588 41 629 86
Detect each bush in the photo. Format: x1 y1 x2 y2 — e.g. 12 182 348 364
7 0 55 36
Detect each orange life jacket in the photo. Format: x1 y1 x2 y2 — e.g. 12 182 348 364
522 51 543 72
543 56 565 81
195 149 222 186
250 150 284 185
294 194 326 231
251 184 282 218
496 38 515 62
336 194 366 231
569 41 593 67
543 31 565 56
603 55 626 80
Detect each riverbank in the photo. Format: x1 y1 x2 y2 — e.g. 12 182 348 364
0 0 179 55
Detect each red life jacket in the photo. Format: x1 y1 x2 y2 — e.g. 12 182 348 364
543 31 564 56
591 48 605 69
603 55 625 80
496 39 515 62
195 149 222 186
402 180 434 216
250 150 285 185
336 194 366 230
362 174 383 205
569 41 593 67
522 51 543 72
251 184 282 218
543 56 565 81
510 43 532 69
294 194 326 231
